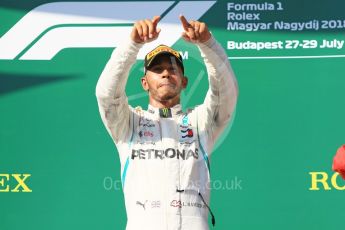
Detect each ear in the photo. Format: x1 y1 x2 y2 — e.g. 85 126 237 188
182 76 188 89
141 76 149 91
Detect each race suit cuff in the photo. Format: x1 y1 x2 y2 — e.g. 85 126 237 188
128 39 145 51
198 35 216 49
109 39 144 59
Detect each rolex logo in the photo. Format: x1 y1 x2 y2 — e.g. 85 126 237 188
0 174 32 192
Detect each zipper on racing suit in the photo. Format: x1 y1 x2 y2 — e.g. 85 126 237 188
176 189 216 227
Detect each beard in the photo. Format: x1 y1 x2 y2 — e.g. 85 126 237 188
150 87 181 102
159 93 177 101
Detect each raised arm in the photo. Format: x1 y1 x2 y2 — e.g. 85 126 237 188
197 36 238 140
180 15 239 141
95 41 141 143
95 16 161 143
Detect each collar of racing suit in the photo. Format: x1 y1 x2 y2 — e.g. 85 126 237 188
147 104 183 118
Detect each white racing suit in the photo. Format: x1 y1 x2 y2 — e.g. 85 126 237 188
96 36 238 230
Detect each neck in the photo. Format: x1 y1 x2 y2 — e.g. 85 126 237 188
149 96 180 108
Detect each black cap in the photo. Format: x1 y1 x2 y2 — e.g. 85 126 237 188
144 45 184 73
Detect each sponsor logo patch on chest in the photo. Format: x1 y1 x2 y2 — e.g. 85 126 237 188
179 115 195 142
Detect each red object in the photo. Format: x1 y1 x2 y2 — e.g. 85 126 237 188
332 145 345 180
187 129 193 137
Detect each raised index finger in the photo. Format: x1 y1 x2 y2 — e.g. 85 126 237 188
152 15 161 33
152 16 161 27
179 15 191 31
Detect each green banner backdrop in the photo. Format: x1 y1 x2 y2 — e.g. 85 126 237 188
1 0 344 229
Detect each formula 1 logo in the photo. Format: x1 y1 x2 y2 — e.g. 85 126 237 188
0 1 216 60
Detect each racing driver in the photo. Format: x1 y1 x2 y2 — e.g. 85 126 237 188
96 15 239 230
